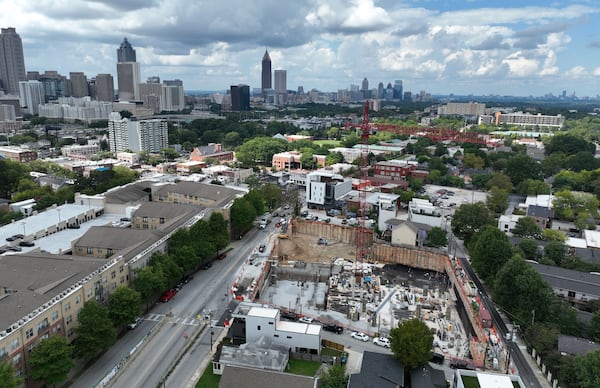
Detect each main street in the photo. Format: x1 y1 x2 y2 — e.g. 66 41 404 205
72 220 276 388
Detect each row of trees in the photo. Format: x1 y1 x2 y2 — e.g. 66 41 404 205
230 184 283 238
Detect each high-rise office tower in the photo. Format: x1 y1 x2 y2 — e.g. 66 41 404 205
95 74 114 102
378 82 384 99
69 72 89 97
117 62 141 101
261 50 272 98
274 69 287 105
361 77 369 91
116 38 141 101
117 37 136 62
230 84 250 111
393 80 403 100
0 28 26 95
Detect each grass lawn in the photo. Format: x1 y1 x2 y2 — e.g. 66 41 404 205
195 364 221 388
287 359 322 376
314 139 341 147
321 348 342 357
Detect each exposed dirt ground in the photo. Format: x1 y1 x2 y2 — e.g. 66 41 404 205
277 232 357 263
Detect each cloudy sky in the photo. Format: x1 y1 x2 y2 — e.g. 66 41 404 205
3 0 600 97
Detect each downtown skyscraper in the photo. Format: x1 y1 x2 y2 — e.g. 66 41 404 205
0 28 26 96
261 50 271 98
117 37 140 101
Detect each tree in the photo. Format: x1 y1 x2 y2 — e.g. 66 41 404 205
543 228 567 243
235 137 288 167
486 186 509 214
326 152 344 166
451 202 495 244
463 153 484 169
319 364 348 388
133 266 165 309
74 301 117 360
545 134 595 156
259 184 284 210
544 241 567 266
208 212 229 253
560 349 600 388
553 190 599 222
108 286 142 328
29 336 73 386
512 217 542 239
230 197 257 237
590 312 600 342
390 318 433 370
486 173 513 192
119 110 133 118
518 239 541 261
504 154 540 186
159 147 180 161
244 175 261 191
470 226 514 283
0 360 21 388
516 179 551 196
426 227 447 248
493 255 556 328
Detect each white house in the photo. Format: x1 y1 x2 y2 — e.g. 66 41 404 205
498 214 523 233
242 306 321 354
408 198 443 228
391 221 432 247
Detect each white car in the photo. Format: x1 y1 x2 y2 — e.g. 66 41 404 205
299 316 314 324
127 317 142 329
351 331 369 342
373 337 391 348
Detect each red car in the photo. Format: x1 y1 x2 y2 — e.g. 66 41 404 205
160 290 176 302
218 252 227 260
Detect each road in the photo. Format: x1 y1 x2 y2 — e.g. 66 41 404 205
72 221 275 388
458 255 543 388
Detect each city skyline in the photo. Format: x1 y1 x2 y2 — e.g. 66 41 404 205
1 1 600 97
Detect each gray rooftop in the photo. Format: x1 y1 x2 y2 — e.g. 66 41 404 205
558 335 600 356
73 226 161 250
131 202 201 219
526 205 554 219
218 365 315 388
104 181 152 204
153 181 244 207
219 339 289 372
0 252 105 329
528 262 600 297
349 351 405 388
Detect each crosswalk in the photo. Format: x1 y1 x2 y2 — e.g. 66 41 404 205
144 314 201 327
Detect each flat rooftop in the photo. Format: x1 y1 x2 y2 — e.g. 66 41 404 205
248 306 279 319
0 252 106 330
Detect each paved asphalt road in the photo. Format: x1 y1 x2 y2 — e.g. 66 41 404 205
72 221 273 388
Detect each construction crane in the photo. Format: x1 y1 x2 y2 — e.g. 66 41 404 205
349 103 492 267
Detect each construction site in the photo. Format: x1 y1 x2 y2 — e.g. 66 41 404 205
231 219 478 366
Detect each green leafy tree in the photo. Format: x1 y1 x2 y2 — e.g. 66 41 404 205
590 312 600 342
545 134 595 156
29 336 73 386
471 173 491 189
326 152 344 166
260 184 284 210
451 202 495 244
230 197 257 237
134 266 166 309
560 349 600 388
159 147 180 161
390 318 434 370
543 229 567 243
319 364 348 388
236 137 288 167
108 286 142 328
244 190 265 215
493 255 556 328
553 190 599 222
425 227 448 248
208 212 230 254
463 153 485 169
516 179 551 196
512 217 542 238
0 360 22 388
518 239 541 261
544 241 567 266
74 301 117 360
486 186 509 214
504 154 540 186
244 175 261 191
486 173 513 192
470 226 513 283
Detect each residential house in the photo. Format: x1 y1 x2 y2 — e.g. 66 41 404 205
348 351 405 388
498 214 524 233
526 205 554 229
528 262 600 307
391 221 432 247
218 365 316 388
190 144 234 163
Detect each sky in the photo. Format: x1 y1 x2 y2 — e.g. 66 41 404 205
2 0 600 97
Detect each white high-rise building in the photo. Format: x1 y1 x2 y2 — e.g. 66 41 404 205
108 112 168 153
274 69 287 105
161 84 185 111
18 80 44 115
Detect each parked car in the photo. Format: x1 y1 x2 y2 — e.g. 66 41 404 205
201 261 212 270
373 337 391 348
351 331 369 342
218 252 227 260
341 352 348 364
450 360 476 370
18 241 35 247
430 353 445 364
6 246 22 252
299 316 314 324
181 275 193 284
160 290 176 302
280 311 299 321
6 234 23 242
322 324 343 334
128 317 142 329
67 224 80 229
